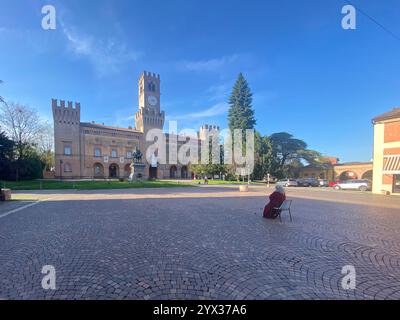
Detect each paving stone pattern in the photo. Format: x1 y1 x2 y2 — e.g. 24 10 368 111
1 190 400 299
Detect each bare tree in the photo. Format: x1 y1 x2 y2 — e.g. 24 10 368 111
36 121 55 171
0 102 44 145
37 121 54 153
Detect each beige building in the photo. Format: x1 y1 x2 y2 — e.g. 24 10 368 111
298 157 338 181
52 71 217 180
333 162 373 181
298 158 373 183
372 108 400 195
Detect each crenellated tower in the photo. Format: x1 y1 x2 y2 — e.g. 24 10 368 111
135 71 165 134
52 99 82 178
199 124 220 141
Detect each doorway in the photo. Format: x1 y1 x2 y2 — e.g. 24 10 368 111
181 166 188 179
109 164 119 178
149 166 158 179
170 166 177 179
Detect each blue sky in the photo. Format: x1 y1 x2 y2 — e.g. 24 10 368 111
1 0 400 162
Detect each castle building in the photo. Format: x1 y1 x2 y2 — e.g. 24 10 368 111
52 71 218 180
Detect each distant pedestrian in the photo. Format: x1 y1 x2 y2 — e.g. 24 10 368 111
263 185 286 219
204 176 209 185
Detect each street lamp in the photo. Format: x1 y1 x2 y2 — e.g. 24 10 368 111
60 159 63 180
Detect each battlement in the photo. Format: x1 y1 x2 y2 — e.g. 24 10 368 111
200 124 220 131
141 70 160 80
199 124 220 141
52 98 81 110
52 98 81 125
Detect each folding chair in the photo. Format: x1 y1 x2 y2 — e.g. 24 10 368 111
274 200 293 222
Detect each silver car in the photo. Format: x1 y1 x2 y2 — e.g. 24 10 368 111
333 179 372 192
276 179 298 187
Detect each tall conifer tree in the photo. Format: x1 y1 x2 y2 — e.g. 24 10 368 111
228 73 256 132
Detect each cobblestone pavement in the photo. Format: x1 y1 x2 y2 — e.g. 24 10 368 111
1 186 400 300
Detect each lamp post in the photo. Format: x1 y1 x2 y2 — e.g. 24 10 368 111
60 159 63 180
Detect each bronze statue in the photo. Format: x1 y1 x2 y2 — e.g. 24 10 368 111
132 147 143 163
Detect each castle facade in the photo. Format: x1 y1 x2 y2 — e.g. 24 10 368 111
52 71 219 180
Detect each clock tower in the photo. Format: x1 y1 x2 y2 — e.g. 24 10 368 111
135 71 165 133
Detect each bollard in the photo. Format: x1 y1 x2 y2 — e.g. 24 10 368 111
0 188 12 201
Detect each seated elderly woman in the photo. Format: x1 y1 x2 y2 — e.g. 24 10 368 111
263 185 286 219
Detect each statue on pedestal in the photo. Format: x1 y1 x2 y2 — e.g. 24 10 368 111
129 147 144 181
133 147 143 163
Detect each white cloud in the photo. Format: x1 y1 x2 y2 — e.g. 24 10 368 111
179 55 239 72
61 25 142 77
206 83 232 101
167 102 228 121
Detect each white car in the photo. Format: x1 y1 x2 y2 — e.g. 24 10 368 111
276 179 298 187
333 179 371 192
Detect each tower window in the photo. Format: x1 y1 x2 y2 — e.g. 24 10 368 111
148 82 156 92
64 146 72 156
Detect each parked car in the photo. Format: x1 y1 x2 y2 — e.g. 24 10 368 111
318 179 329 187
297 178 320 187
262 176 278 184
276 179 298 187
333 179 372 192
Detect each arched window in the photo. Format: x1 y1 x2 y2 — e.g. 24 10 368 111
94 163 104 177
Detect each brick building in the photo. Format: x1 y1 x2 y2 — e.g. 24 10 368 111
372 108 400 195
52 71 218 180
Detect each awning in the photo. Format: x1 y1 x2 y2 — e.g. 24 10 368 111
383 155 400 174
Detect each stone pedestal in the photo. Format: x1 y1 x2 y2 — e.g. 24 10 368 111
0 189 12 201
129 163 146 181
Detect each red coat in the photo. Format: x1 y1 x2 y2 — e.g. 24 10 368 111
263 191 286 219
